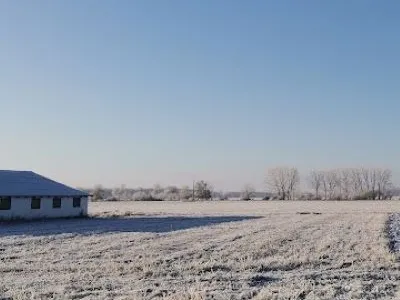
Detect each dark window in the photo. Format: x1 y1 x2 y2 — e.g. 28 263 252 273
31 197 41 209
73 197 81 208
53 197 61 208
0 197 11 210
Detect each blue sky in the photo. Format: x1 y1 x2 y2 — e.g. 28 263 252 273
1 1 399 190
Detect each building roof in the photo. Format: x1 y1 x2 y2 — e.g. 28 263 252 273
0 170 89 197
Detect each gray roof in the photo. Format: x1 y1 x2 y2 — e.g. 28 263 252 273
0 170 89 197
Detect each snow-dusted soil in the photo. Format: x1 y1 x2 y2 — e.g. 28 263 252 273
1 201 400 299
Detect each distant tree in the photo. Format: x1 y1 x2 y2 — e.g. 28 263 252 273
360 168 380 199
163 186 180 201
350 168 364 198
308 170 324 199
194 181 213 200
266 167 300 200
339 168 352 200
152 184 163 194
219 191 229 200
241 184 256 200
377 168 392 199
165 186 179 194
131 190 149 201
309 167 393 200
92 185 106 201
325 170 339 200
112 184 127 200
151 184 164 200
180 185 192 201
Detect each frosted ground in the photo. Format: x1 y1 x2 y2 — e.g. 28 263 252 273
2 201 400 299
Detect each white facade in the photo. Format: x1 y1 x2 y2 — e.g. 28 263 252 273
0 197 88 220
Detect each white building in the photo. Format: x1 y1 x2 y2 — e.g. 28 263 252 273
0 170 89 220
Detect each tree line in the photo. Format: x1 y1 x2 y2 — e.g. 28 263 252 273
89 167 396 201
266 167 394 200
91 180 214 202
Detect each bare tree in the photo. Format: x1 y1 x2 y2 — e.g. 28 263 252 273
112 184 127 200
92 185 106 201
336 167 392 200
321 172 328 200
266 167 300 200
241 184 256 200
131 190 151 201
369 169 378 199
267 168 285 200
377 168 392 199
194 180 213 200
271 167 393 201
325 170 339 200
340 168 352 200
308 170 324 199
350 168 364 199
179 185 192 201
361 168 370 194
165 186 179 194
361 168 379 199
163 186 180 201
347 168 392 199
267 167 286 200
287 168 300 200
151 184 164 200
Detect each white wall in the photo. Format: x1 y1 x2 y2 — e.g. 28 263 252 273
0 197 88 220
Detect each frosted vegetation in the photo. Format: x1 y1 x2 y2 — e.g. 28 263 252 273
87 167 397 202
388 213 400 252
2 201 400 299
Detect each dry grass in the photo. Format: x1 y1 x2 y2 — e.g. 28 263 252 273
1 201 400 299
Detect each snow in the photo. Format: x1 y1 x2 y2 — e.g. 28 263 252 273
1 201 400 299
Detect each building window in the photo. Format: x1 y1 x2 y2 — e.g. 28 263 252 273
73 197 81 208
31 197 41 209
53 197 61 208
0 197 11 210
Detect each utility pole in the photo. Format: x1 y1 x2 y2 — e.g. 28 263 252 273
192 180 195 201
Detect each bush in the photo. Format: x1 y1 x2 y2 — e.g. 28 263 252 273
353 191 378 200
131 191 163 201
104 197 119 202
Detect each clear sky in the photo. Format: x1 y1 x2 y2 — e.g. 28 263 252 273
1 1 399 191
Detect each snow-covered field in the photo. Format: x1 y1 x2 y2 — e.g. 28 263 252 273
1 201 400 299
90 200 400 217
